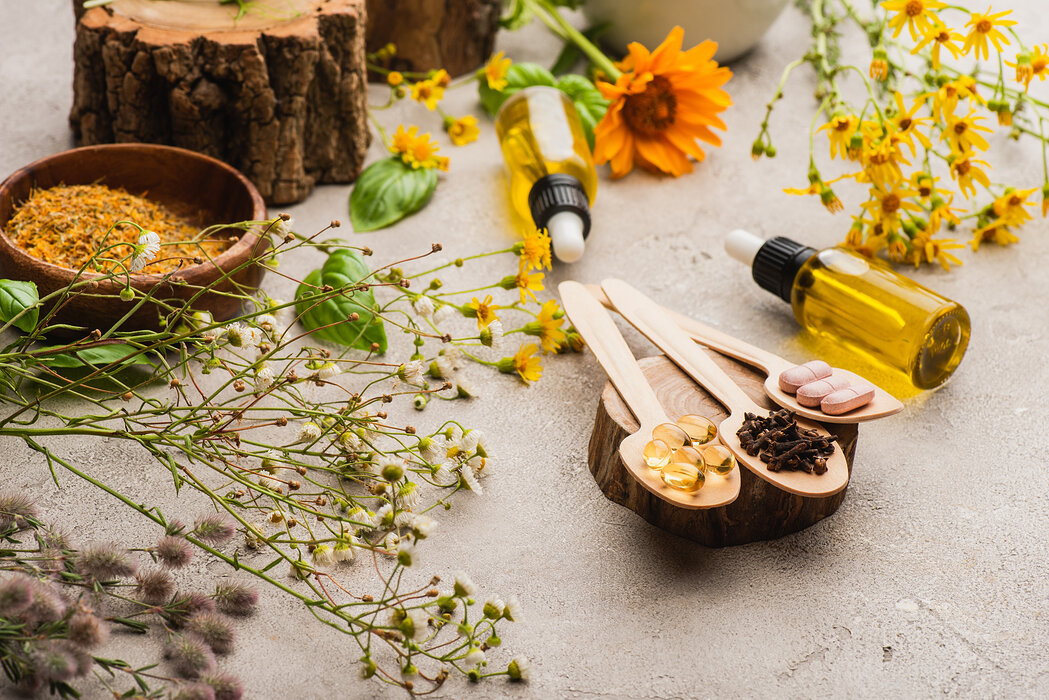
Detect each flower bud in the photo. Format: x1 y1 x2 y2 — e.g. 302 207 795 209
119 287 135 302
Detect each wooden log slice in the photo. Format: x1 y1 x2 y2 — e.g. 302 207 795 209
365 0 502 78
69 0 370 205
589 355 858 547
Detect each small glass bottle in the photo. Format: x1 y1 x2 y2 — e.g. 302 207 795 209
494 86 598 263
726 230 970 390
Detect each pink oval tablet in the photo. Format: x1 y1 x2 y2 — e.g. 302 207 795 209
821 385 875 415
778 360 833 394
796 376 851 407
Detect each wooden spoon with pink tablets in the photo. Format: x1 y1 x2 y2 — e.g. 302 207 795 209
586 286 904 424
779 360 877 416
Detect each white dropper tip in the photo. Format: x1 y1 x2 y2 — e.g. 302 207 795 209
547 211 586 263
725 229 765 266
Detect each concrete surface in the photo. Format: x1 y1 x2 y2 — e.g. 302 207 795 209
3 1 1049 698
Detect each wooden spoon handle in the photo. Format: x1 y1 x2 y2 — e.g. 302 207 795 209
601 279 762 414
585 284 780 373
559 281 666 427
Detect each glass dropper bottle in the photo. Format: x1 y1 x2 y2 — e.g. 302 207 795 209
726 230 971 390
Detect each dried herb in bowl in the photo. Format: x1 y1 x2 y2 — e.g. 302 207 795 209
6 184 231 274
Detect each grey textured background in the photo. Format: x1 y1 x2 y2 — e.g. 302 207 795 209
2 1 1048 698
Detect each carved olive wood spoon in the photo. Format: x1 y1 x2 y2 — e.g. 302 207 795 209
559 281 740 509
585 285 903 424
601 279 849 499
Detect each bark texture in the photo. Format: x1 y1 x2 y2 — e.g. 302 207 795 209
365 0 501 78
589 356 859 548
69 1 370 204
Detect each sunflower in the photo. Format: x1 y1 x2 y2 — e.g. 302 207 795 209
593 26 732 178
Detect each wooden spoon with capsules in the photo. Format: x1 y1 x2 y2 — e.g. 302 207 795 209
585 285 903 424
601 279 849 499
559 281 740 509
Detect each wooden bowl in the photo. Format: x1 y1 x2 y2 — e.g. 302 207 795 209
0 144 269 333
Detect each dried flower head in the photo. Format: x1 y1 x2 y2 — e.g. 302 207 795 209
212 583 259 616
67 607 109 648
187 611 236 654
201 673 245 700
166 633 217 679
76 542 138 581
192 514 236 544
136 568 175 605
0 490 37 529
156 535 194 569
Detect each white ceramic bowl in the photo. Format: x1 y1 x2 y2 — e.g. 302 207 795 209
582 0 791 63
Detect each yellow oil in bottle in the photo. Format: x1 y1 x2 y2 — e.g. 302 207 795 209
792 248 970 390
495 86 597 262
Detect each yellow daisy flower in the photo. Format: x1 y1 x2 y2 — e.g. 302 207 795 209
992 187 1036 227
386 71 404 87
962 7 1016 60
515 229 552 272
514 269 544 304
941 112 992 154
911 24 964 69
925 75 982 122
445 115 480 146
483 51 512 92
882 0 947 41
466 295 500 330
889 91 932 155
818 113 859 160
498 343 543 383
949 150 992 198
410 78 445 111
522 300 567 353
915 233 964 270
861 182 921 234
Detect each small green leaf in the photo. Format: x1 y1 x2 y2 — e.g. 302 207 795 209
555 73 610 149
350 157 439 232
35 343 155 369
478 62 556 117
499 0 532 30
295 249 388 353
0 279 39 333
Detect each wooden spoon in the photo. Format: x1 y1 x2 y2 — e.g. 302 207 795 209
559 281 741 510
601 279 849 498
585 285 903 424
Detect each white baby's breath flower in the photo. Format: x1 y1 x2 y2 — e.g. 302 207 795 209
466 455 487 475
397 481 420 510
375 503 394 528
274 216 294 238
483 596 505 619
397 539 416 566
317 361 341 380
460 467 484 494
433 304 456 325
267 509 286 524
130 231 161 272
453 571 476 597
504 595 523 622
481 319 504 349
441 346 463 370
406 609 428 641
333 537 359 563
394 509 414 528
298 421 322 443
257 475 282 492
508 655 530 681
254 363 275 392
455 376 476 398
256 313 278 333
398 360 425 386
433 354 456 379
346 507 376 532
382 532 400 551
312 544 334 567
419 436 445 464
412 295 435 318
411 514 437 539
339 430 362 453
433 463 455 486
462 430 480 454
464 646 486 667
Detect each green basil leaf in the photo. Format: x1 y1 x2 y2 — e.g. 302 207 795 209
349 157 439 233
478 62 556 117
36 343 154 369
555 73 610 149
295 249 388 353
0 279 39 333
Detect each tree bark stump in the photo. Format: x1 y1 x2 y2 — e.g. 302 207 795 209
589 355 858 547
365 0 502 78
69 0 370 205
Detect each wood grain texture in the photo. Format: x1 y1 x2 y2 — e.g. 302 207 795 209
365 0 502 78
68 0 369 205
588 355 858 547
0 144 268 334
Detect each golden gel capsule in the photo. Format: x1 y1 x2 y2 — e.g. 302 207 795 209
660 446 706 492
642 439 672 470
676 414 717 446
651 423 689 451
700 444 736 477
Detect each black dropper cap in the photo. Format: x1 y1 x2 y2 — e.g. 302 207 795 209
751 236 818 303
527 173 591 239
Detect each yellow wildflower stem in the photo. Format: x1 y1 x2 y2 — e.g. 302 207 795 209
525 0 621 80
